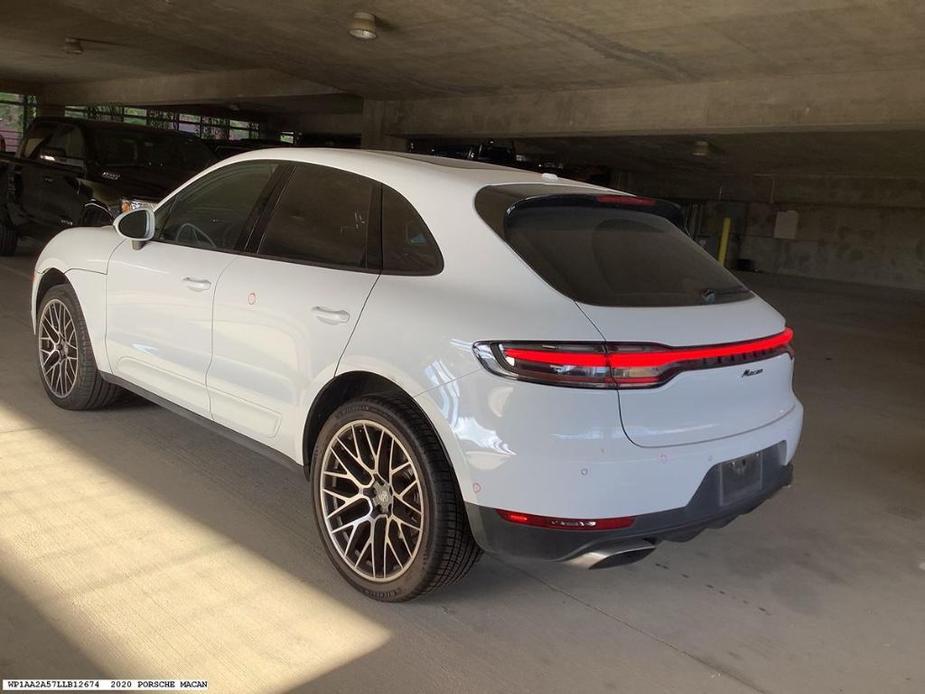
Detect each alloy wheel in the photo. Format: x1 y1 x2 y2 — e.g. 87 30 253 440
39 299 79 399
320 420 424 582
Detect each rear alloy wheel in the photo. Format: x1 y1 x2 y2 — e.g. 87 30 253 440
321 419 423 582
37 285 122 410
311 396 480 601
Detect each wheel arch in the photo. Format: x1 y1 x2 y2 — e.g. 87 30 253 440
302 371 454 480
35 268 70 316
33 265 111 374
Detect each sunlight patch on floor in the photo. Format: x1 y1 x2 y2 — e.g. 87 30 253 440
0 424 390 693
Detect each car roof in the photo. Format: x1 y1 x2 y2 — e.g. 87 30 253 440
217 147 614 194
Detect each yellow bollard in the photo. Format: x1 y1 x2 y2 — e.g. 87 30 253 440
717 217 731 267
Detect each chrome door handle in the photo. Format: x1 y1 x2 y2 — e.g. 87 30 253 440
312 306 350 324
182 277 212 292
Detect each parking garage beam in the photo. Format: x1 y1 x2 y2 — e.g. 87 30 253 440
384 69 925 139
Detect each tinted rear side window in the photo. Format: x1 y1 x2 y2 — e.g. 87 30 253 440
382 187 442 275
476 185 751 307
259 164 374 269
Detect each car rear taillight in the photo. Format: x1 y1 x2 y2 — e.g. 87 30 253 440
473 328 793 389
496 509 636 530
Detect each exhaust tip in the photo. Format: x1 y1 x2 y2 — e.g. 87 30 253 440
566 540 656 570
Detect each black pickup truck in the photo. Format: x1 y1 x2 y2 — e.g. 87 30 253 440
0 117 217 255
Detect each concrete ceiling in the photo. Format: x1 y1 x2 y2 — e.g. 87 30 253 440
3 0 924 98
0 0 246 84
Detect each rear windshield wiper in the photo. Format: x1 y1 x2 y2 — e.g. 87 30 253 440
700 286 750 303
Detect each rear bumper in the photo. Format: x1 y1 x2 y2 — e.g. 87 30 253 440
466 443 792 562
417 368 803 519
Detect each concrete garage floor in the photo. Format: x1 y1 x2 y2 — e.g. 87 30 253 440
0 244 923 694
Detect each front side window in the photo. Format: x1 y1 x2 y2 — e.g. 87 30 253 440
42 125 86 163
22 121 57 159
381 187 442 275
155 161 277 251
258 163 374 269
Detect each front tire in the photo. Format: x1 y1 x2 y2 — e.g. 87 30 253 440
311 395 480 601
0 217 17 256
37 284 122 410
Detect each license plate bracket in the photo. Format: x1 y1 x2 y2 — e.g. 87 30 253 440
720 452 763 506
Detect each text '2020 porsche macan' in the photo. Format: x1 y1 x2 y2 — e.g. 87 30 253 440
32 150 802 601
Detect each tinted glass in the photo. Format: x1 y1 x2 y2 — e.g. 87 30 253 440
156 161 277 251
44 125 85 160
259 164 373 269
22 122 56 159
381 187 442 275
92 128 216 171
476 185 751 307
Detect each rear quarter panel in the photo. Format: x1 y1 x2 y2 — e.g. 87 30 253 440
338 189 606 500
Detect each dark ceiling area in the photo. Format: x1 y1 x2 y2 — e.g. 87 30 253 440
515 130 925 178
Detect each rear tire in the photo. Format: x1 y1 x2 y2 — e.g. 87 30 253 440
310 395 480 601
0 217 17 256
37 284 122 410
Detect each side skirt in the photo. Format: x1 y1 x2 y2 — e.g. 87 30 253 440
101 373 303 474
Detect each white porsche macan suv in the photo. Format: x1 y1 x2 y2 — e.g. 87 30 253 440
32 150 803 601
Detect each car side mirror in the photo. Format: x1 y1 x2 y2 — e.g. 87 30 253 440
114 208 155 250
39 146 84 170
38 146 67 162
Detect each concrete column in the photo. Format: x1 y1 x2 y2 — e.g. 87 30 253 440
361 100 406 152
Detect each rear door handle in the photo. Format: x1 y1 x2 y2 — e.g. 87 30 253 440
182 277 212 292
312 306 350 324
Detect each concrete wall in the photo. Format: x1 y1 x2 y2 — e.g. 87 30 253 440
739 202 925 290
622 172 925 291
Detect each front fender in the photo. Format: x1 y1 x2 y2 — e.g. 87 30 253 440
34 225 123 278
33 226 124 372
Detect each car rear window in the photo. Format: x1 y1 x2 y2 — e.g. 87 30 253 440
475 184 752 307
92 128 217 171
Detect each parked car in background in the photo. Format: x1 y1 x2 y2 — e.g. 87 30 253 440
425 140 517 167
0 117 216 255
205 137 293 160
30 150 801 601
297 133 360 148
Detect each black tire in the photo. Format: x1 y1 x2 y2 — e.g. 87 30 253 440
0 217 16 256
37 284 122 410
310 395 481 602
78 203 114 227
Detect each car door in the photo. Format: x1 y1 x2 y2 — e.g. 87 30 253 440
7 120 57 232
34 123 86 234
208 163 379 460
106 160 279 417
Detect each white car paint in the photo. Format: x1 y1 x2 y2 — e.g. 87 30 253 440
208 254 378 456
31 148 802 529
107 241 237 418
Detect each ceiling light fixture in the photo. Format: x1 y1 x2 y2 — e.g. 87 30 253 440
63 37 84 55
349 11 378 40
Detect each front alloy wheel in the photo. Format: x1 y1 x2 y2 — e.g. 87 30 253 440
36 284 122 410
39 298 79 399
311 396 480 601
